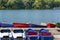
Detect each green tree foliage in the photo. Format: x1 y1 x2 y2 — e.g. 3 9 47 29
33 0 42 9
5 0 25 9
23 0 35 9
56 23 60 28
54 0 60 7
0 0 60 9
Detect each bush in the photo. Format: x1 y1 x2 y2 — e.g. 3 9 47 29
56 23 60 28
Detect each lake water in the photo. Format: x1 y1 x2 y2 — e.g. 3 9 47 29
0 10 60 24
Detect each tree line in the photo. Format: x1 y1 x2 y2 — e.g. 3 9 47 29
0 0 60 10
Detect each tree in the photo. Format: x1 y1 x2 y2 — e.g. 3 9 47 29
53 0 60 7
0 0 60 9
0 0 8 9
32 0 42 9
23 0 35 9
5 0 25 9
43 0 52 9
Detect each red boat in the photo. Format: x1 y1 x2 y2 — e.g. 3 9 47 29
13 23 30 28
47 23 56 28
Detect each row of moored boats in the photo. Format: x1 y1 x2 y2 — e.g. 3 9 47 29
0 22 60 28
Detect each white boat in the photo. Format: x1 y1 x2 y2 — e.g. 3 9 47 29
12 29 25 40
0 29 12 40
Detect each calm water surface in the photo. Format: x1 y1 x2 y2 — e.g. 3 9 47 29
0 10 60 24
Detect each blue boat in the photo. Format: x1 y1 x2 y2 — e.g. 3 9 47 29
26 29 38 40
